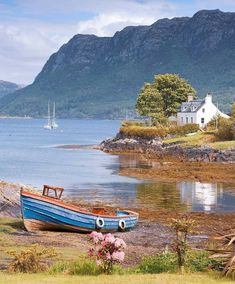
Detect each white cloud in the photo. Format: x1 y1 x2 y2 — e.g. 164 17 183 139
0 21 78 84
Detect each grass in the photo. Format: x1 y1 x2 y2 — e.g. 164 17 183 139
208 140 235 150
0 218 83 267
163 132 235 150
164 132 210 147
0 272 234 284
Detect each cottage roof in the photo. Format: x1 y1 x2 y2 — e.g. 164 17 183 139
179 99 205 113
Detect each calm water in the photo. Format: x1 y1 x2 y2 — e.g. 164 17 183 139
0 119 235 213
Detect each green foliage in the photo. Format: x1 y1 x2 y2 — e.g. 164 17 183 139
49 259 102 275
136 74 196 122
121 120 149 127
138 250 212 274
215 118 234 141
171 216 195 273
119 123 199 139
231 103 235 120
120 126 167 139
7 245 57 273
154 74 196 117
138 252 177 274
171 124 199 136
136 83 165 122
186 250 212 272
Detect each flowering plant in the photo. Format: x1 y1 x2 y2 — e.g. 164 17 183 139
88 231 126 274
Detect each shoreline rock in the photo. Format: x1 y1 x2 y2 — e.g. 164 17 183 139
100 134 235 163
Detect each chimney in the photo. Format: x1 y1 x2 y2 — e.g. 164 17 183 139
205 93 212 103
188 95 194 102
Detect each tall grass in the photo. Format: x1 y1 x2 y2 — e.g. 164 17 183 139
49 259 102 275
119 123 199 139
138 250 213 274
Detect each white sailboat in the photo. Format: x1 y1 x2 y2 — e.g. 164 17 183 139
51 102 58 129
43 102 58 130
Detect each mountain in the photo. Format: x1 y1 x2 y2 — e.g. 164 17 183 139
0 80 23 98
0 9 235 118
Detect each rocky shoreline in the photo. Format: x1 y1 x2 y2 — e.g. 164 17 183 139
99 133 235 163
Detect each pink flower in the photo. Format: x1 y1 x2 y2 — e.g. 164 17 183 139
106 252 111 259
100 240 107 248
104 233 116 244
88 232 126 273
111 251 125 262
115 238 126 249
90 231 104 243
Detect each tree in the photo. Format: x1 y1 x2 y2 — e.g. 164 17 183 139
136 83 165 123
231 102 235 139
136 74 196 122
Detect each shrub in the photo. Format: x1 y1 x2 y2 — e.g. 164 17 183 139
49 259 102 275
138 250 212 274
120 126 168 139
170 124 199 136
138 252 177 274
7 245 57 273
171 216 195 273
216 118 233 141
119 123 199 139
88 231 126 274
121 120 149 127
186 250 211 272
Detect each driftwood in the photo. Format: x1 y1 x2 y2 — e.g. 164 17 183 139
209 230 235 277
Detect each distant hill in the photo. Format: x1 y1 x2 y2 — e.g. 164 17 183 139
0 80 23 98
0 9 235 118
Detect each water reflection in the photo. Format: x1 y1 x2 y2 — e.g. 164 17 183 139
177 182 219 211
65 180 235 213
135 182 235 213
135 183 186 211
178 182 235 212
116 154 235 212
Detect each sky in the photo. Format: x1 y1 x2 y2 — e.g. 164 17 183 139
1 0 235 85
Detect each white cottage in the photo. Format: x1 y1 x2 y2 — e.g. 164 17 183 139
177 93 229 128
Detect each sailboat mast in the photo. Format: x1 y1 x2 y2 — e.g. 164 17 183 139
48 102 51 124
53 102 55 122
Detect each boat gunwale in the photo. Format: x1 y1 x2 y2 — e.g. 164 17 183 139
21 190 139 219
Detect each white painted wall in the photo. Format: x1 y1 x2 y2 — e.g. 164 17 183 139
177 94 230 127
177 112 197 125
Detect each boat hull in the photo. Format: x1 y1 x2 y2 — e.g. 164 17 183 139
21 191 138 233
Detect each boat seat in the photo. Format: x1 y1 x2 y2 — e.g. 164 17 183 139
42 185 64 199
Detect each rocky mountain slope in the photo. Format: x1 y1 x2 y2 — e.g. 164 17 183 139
0 80 23 98
0 9 234 118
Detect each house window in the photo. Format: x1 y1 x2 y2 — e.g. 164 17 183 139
181 117 183 123
191 117 193 123
201 118 205 124
202 108 205 113
186 117 189 124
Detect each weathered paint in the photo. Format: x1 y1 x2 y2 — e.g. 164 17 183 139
21 191 138 233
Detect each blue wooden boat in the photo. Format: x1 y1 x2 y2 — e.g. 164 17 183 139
20 185 139 233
